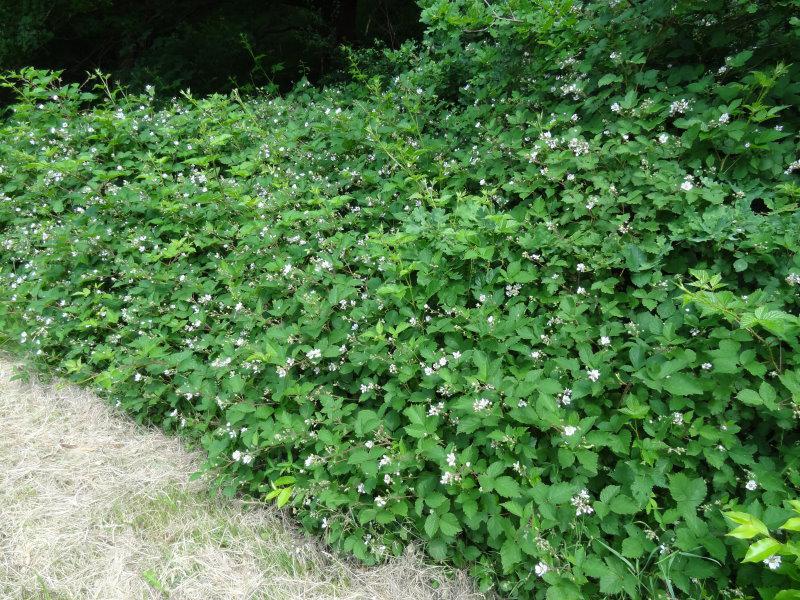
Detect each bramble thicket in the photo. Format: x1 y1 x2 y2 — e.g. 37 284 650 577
2 1 800 598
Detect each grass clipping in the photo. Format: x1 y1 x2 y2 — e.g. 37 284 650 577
0 359 482 600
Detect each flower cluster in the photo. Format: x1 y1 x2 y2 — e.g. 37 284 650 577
571 489 594 516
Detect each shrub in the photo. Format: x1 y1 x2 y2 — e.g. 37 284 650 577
1 1 800 598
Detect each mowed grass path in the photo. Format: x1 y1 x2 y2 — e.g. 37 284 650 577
0 359 483 600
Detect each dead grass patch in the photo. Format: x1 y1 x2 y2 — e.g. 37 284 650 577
0 359 486 600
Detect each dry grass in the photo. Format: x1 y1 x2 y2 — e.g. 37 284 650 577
0 359 486 600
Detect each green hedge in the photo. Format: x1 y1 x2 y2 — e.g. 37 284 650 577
2 1 800 598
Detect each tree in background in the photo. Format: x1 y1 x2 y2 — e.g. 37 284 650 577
0 0 422 95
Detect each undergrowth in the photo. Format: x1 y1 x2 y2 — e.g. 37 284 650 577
2 1 800 598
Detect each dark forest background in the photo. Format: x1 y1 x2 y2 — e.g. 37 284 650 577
0 0 423 96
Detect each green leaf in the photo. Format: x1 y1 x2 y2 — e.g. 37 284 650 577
780 517 800 532
425 492 448 509
668 474 706 514
609 494 639 515
494 476 522 498
742 537 781 562
598 73 623 87
276 486 292 508
727 49 753 67
741 307 796 337
621 244 649 272
548 483 574 504
424 512 439 537
473 350 488 381
428 538 448 561
725 511 770 539
545 586 573 600
621 536 645 558
500 538 522 571
376 283 407 298
663 373 703 396
439 512 462 536
600 485 620 503
599 567 625 594
759 381 777 406
582 555 607 578
737 389 762 406
354 409 380 436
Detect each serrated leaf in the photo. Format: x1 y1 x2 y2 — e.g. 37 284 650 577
668 473 706 514
663 373 703 395
621 536 645 558
473 350 489 381
737 389 762 406
439 512 462 536
600 485 620 503
724 511 770 539
609 494 639 515
548 483 574 504
599 567 625 594
494 476 522 498
727 523 768 539
742 537 781 562
424 512 439 537
500 538 522 571
427 538 447 561
276 486 292 508
780 517 800 531
425 492 448 508
599 73 623 86
354 409 380 436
